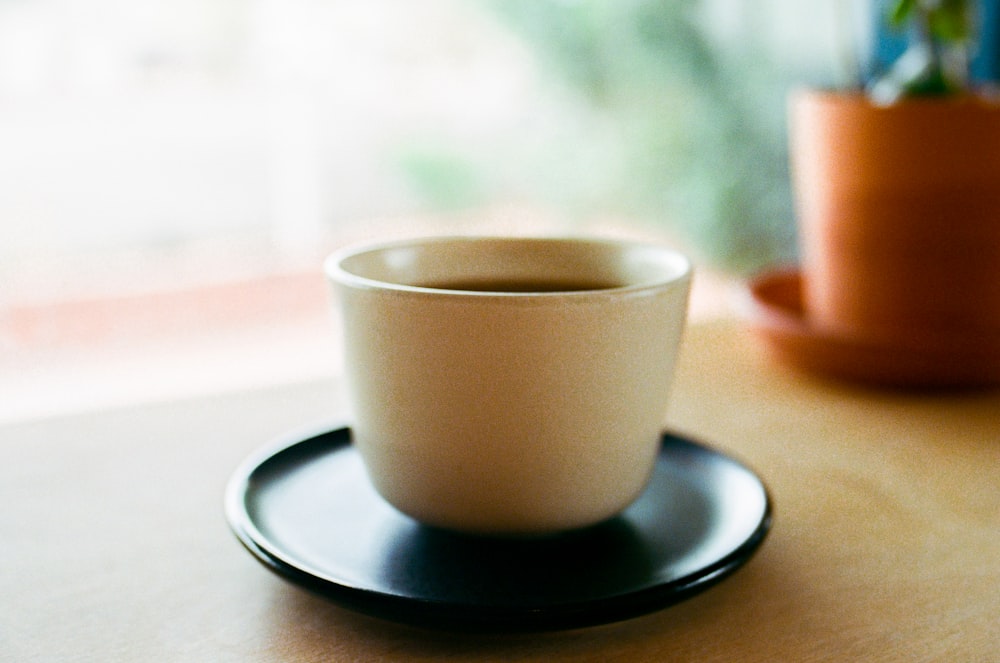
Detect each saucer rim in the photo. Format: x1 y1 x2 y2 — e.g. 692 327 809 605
225 424 773 632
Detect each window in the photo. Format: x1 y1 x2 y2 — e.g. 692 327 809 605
1 0 847 421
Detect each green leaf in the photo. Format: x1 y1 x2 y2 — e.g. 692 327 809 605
929 0 972 41
890 0 917 27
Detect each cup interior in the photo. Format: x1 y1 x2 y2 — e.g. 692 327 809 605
329 237 691 295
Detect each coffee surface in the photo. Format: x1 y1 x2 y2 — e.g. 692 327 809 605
421 278 622 293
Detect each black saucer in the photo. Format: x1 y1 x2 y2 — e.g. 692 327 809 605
225 425 772 632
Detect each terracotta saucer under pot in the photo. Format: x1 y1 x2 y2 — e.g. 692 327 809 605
738 268 1000 389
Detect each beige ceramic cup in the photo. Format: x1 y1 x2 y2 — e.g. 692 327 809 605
326 236 692 535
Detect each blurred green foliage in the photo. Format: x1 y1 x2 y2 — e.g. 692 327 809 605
396 145 486 210
395 1 800 274
480 0 798 273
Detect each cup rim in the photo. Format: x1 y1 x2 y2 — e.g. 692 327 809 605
324 235 692 298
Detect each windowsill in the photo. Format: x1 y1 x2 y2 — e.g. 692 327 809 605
2 216 737 424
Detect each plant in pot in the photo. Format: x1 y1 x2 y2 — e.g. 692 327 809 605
769 0 1000 387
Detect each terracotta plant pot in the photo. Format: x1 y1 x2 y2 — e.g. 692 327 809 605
789 89 1000 354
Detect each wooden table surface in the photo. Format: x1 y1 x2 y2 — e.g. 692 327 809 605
3 320 998 661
